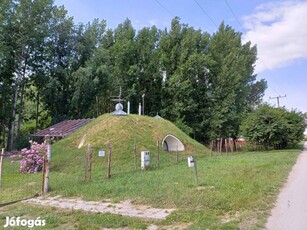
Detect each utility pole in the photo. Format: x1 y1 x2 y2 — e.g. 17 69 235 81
269 95 286 108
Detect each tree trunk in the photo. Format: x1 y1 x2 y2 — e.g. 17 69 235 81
36 91 40 131
225 139 228 155
233 140 237 152
219 138 223 153
17 79 26 137
1 99 5 148
8 77 19 151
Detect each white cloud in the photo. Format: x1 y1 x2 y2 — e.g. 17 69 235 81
149 19 159 26
242 1 307 73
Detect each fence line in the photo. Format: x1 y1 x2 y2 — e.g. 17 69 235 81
0 148 4 188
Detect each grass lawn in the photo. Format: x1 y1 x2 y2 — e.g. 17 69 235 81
0 145 301 229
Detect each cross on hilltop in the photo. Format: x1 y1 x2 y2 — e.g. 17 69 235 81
110 86 125 103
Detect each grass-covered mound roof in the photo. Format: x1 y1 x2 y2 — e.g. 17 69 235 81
51 114 209 177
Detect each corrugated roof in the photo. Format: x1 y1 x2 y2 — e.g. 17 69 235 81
32 119 93 138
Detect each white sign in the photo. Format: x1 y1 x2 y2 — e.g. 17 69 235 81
188 156 194 167
141 151 150 169
98 150 105 157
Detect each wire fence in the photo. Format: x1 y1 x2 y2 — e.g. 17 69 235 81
0 137 242 205
47 140 204 200
0 149 42 206
51 139 194 183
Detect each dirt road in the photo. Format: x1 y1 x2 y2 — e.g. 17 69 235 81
265 142 307 230
23 196 174 220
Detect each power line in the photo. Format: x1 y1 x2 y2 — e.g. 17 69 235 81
224 0 245 31
153 0 174 17
269 95 286 108
223 0 287 97
193 0 218 28
260 64 287 96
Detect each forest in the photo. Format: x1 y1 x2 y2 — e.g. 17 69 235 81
0 0 268 150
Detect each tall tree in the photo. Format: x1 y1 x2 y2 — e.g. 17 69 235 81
41 5 74 122
205 22 267 141
134 26 162 115
108 19 138 112
70 45 111 117
0 0 55 150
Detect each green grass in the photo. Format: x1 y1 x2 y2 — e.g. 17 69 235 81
59 114 208 155
0 147 301 229
0 116 302 229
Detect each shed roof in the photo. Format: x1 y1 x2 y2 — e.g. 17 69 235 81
32 119 92 138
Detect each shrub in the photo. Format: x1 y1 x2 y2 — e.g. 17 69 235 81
240 105 306 149
13 141 47 173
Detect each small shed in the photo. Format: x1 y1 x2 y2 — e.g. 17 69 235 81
31 119 92 143
162 134 185 151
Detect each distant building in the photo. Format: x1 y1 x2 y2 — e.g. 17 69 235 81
31 119 92 143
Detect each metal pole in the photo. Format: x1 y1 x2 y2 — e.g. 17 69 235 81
138 103 141 115
127 101 130 115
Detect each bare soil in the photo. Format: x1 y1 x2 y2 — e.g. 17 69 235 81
23 195 175 220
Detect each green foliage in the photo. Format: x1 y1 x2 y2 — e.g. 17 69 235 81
159 20 266 142
241 105 306 149
0 3 269 149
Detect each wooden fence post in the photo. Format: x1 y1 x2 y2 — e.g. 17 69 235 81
41 154 46 193
0 148 4 188
42 137 51 194
85 144 92 182
84 148 88 181
107 145 112 178
156 140 160 168
134 139 137 171
88 144 92 181
194 156 199 186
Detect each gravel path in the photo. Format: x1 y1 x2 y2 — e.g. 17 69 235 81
23 196 175 220
265 142 307 230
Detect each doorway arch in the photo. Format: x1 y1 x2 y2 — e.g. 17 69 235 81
162 134 185 151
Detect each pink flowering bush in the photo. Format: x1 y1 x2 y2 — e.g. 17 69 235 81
13 141 46 173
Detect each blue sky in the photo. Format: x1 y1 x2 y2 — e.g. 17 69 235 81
54 0 307 114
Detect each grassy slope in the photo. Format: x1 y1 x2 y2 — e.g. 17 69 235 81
51 114 209 176
57 113 207 155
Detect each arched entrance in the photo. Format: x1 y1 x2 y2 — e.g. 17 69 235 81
162 134 185 151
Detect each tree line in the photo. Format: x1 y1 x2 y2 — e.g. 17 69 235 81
1 0 270 150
